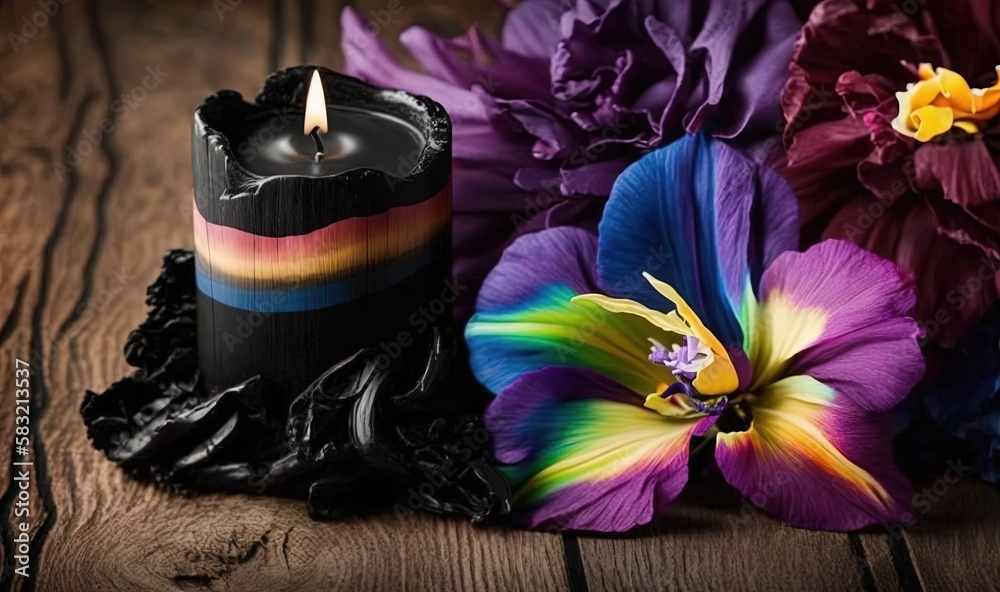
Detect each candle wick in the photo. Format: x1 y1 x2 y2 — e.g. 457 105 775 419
309 126 325 163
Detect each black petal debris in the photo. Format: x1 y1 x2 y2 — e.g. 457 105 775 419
81 250 510 522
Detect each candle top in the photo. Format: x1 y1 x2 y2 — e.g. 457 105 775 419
192 66 451 237
233 70 427 178
234 106 426 177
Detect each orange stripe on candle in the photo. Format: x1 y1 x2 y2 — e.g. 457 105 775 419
194 186 451 288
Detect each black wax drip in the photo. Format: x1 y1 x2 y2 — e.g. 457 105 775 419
81 250 510 522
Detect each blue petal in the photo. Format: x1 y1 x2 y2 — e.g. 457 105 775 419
466 227 665 396
596 132 798 349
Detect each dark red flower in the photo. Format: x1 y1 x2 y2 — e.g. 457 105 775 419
780 0 1000 346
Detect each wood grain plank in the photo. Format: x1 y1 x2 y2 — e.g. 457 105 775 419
577 481 869 592
42 495 568 592
0 0 111 587
857 533 901 592
904 478 1000 592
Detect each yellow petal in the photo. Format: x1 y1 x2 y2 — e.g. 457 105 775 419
971 67 1000 113
955 101 1000 123
910 104 954 142
716 376 894 509
934 66 974 113
917 62 935 81
643 392 706 419
741 286 827 392
641 272 739 395
906 77 945 111
953 120 981 135
572 293 690 336
894 63 1000 141
890 91 918 138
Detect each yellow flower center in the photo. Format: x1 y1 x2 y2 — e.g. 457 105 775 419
891 63 1000 142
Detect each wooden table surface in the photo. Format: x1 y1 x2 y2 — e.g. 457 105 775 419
0 0 998 590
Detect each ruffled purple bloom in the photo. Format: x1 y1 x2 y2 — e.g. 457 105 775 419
341 0 800 324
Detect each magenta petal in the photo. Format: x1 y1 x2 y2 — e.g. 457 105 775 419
486 366 711 532
789 321 924 413
716 376 912 531
758 240 924 411
757 240 923 409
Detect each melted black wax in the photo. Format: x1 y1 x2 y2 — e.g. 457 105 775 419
81 250 510 522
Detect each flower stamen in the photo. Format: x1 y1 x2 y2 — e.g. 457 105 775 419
660 376 728 416
649 336 714 381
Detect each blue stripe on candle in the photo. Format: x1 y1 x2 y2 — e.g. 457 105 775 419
195 249 439 312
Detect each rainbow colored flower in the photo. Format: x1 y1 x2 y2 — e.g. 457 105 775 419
466 133 926 532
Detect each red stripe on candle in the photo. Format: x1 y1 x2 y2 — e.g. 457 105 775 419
194 185 451 288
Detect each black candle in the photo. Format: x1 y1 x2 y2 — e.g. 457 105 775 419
191 66 452 405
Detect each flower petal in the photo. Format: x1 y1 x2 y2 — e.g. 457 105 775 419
598 133 798 351
571 293 691 337
342 6 557 328
467 227 667 396
914 139 1000 209
487 366 713 532
341 7 483 118
827 196 998 347
501 0 565 59
744 240 923 410
715 375 912 531
642 272 740 396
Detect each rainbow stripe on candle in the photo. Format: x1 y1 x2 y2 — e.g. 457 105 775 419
194 187 450 312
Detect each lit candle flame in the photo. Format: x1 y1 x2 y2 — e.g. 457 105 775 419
304 70 328 135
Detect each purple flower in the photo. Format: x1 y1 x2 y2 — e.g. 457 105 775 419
341 0 801 324
465 133 924 532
